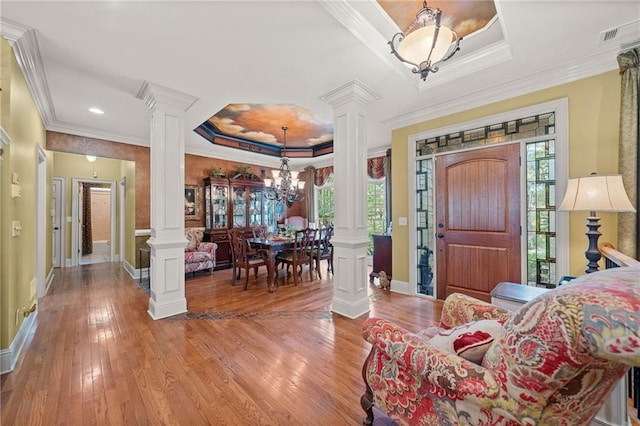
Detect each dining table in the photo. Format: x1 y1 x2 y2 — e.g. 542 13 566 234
246 237 295 292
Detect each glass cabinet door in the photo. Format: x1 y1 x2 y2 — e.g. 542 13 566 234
263 199 278 234
232 186 247 227
212 185 228 229
205 184 211 230
248 187 263 227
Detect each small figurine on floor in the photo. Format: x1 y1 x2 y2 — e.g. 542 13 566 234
378 271 390 291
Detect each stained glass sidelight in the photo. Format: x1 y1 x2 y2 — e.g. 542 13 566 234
416 158 435 296
526 139 556 287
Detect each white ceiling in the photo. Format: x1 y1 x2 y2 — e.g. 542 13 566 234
2 1 639 169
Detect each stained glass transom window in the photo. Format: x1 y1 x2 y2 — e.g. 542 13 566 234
416 113 555 156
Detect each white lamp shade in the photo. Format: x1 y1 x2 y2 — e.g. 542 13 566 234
397 24 454 67
264 178 272 187
86 155 97 163
271 170 279 179
289 170 299 180
559 175 636 213
298 181 305 190
274 176 283 186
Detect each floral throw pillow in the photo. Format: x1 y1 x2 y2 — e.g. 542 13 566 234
428 319 504 364
185 231 199 252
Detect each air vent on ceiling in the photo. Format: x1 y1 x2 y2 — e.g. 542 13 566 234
601 28 618 42
598 19 640 45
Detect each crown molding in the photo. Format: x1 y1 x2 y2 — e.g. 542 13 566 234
47 121 150 148
0 18 56 128
384 46 621 129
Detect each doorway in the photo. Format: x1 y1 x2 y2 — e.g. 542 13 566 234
71 178 117 266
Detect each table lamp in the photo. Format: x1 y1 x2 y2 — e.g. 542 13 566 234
559 173 636 274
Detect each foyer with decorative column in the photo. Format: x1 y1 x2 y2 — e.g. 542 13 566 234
321 80 379 319
136 81 198 320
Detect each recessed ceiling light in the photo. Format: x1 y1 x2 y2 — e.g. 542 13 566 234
89 107 104 115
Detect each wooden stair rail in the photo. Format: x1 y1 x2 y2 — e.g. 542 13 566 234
598 242 640 268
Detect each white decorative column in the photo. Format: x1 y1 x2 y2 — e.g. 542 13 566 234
136 82 197 320
321 80 379 319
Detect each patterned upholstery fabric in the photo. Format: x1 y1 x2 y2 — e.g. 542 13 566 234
361 267 640 426
184 229 217 274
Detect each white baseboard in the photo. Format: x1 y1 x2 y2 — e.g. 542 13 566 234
45 268 54 295
0 309 38 375
122 258 136 279
389 279 411 295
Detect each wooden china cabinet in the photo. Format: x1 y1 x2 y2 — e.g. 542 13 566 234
204 174 278 269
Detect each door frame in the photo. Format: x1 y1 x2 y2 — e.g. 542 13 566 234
71 178 117 266
35 144 47 298
52 176 66 268
407 98 569 298
119 177 126 264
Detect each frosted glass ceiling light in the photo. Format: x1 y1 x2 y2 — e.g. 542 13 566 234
388 0 461 81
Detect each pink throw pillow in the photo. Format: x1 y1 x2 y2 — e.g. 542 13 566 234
428 319 503 364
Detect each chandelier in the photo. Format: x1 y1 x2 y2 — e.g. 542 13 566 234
263 126 305 206
388 0 461 81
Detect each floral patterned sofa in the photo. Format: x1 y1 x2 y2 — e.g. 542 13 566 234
185 228 217 275
361 267 640 426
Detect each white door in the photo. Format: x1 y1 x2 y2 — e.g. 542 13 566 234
77 183 84 264
52 177 64 268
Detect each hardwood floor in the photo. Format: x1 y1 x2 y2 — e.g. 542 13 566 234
1 262 442 425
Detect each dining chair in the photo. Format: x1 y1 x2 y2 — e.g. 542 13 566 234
251 226 267 239
314 226 334 279
275 228 317 285
228 228 268 290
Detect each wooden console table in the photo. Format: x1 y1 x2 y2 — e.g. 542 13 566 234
369 234 392 283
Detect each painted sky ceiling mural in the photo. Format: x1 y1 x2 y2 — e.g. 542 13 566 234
195 104 334 158
378 0 497 37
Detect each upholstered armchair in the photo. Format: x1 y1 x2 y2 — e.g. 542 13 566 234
184 228 217 275
361 267 640 426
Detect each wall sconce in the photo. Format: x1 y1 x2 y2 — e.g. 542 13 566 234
86 155 98 178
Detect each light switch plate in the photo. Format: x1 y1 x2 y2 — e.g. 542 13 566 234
398 217 407 226
11 184 21 198
12 221 22 237
11 172 19 184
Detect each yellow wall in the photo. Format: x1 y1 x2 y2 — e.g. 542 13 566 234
51 151 131 262
1 37 47 348
391 70 622 283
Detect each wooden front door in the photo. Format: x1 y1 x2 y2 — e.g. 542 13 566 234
435 144 521 302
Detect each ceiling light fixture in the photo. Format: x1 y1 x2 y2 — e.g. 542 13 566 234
86 155 98 178
89 107 104 115
388 0 461 81
263 126 305 207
